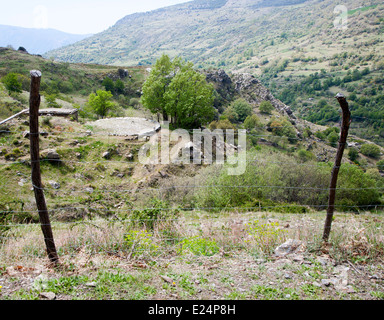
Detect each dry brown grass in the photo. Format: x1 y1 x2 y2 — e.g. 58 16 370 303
1 210 384 300
2 211 383 268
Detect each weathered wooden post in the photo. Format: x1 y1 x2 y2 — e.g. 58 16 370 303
29 70 59 264
322 93 351 242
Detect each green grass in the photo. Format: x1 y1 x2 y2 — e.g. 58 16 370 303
7 271 157 300
348 4 378 15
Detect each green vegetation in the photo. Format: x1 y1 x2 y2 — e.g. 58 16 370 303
87 90 115 119
129 198 179 230
124 230 160 258
348 147 359 162
244 114 262 131
141 54 215 128
1 0 384 302
245 220 287 255
44 93 61 108
360 144 381 158
267 117 297 143
377 160 384 171
40 0 384 142
1 73 22 94
194 150 381 212
0 47 147 121
225 98 253 123
178 236 220 256
259 101 274 115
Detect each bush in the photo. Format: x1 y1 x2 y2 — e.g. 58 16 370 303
348 147 359 162
124 230 159 258
244 114 262 130
44 94 61 108
195 151 381 211
178 236 220 256
327 131 339 147
360 144 381 158
130 198 179 230
1 73 22 94
297 149 315 162
244 220 287 255
129 98 140 107
209 119 236 130
377 160 384 172
222 106 239 123
259 101 274 114
230 98 253 122
267 117 297 143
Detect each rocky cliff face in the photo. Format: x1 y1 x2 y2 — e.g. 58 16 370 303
204 69 235 112
205 69 296 121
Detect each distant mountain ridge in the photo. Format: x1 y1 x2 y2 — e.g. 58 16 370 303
0 25 91 55
38 0 384 143
45 0 374 68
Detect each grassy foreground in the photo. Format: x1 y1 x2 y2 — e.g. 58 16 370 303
0 210 383 300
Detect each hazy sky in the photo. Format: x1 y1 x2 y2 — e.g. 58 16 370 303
0 0 191 35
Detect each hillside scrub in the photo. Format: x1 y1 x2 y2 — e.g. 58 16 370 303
193 150 382 212
360 144 381 158
1 73 22 94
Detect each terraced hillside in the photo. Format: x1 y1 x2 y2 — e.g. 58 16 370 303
45 0 384 143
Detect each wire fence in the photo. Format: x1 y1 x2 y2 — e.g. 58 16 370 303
1 115 384 264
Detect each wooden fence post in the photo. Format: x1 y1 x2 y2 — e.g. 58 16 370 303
322 93 351 242
29 70 59 264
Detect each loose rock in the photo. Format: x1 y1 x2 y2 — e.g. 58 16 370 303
39 292 56 300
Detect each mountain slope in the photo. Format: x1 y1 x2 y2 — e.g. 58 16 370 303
45 0 384 145
46 0 382 69
0 25 91 55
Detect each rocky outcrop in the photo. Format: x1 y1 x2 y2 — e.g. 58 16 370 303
205 69 236 112
231 72 296 121
205 69 296 121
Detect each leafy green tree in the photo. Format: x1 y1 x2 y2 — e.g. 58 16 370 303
102 77 115 93
142 54 215 128
141 54 174 121
360 144 381 158
1 73 22 94
164 64 215 128
222 106 239 123
115 79 125 95
267 117 297 143
259 101 274 114
327 131 339 147
87 90 114 119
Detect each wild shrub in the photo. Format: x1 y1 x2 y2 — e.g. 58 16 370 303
124 230 159 258
194 150 381 211
360 144 381 158
178 236 220 256
377 160 384 172
130 198 179 230
244 220 287 255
